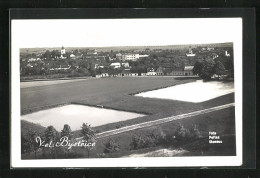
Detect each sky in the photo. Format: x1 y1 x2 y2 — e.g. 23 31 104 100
12 18 242 48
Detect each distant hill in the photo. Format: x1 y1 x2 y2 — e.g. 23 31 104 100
20 42 233 54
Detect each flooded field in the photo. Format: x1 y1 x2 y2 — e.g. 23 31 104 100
135 80 234 103
21 104 146 131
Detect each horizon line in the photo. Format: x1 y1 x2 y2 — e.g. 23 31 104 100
20 42 233 49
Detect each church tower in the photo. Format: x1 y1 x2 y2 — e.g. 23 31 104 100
61 46 66 58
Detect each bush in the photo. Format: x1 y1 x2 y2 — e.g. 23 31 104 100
130 134 157 150
104 138 120 153
189 124 202 139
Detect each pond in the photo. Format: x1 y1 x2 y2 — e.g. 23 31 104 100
21 104 146 131
135 80 234 103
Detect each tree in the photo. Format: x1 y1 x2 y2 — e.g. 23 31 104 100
26 129 40 158
43 50 51 60
61 124 73 157
193 61 203 76
214 61 226 79
61 124 72 139
44 126 59 158
21 134 29 154
81 123 96 158
104 138 120 153
200 59 215 80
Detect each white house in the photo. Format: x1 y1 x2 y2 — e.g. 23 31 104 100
110 62 121 68
101 73 109 77
70 54 76 59
121 62 129 68
147 68 157 76
121 54 139 61
131 73 138 76
225 51 230 57
183 66 194 76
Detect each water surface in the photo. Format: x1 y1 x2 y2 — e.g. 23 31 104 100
21 104 146 131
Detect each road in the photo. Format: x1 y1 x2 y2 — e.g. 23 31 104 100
76 103 235 140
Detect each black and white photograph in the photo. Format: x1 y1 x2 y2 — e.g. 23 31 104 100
11 17 243 167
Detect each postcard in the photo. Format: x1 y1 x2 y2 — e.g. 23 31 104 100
11 17 242 167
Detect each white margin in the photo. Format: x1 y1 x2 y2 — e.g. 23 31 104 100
11 18 243 168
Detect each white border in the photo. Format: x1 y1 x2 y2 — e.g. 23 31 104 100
11 18 242 168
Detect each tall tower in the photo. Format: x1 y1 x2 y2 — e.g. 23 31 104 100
61 46 66 58
188 46 192 54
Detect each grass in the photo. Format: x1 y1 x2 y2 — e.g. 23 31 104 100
21 107 236 159
21 76 198 114
88 106 236 158
20 76 235 159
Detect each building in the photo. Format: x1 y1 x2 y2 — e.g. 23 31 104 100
131 73 138 76
156 67 164 76
122 69 132 76
225 51 230 57
168 66 195 76
87 49 97 55
147 68 157 76
70 54 76 59
110 62 121 69
183 66 194 76
211 53 219 59
121 54 139 61
169 70 184 76
60 46 66 59
139 54 149 58
100 73 109 77
116 53 122 60
121 62 129 68
186 46 196 57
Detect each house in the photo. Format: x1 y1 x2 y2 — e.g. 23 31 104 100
121 62 129 68
70 54 76 59
110 62 121 69
87 49 97 55
141 73 147 76
211 53 219 59
169 69 184 76
121 54 139 61
225 51 230 57
101 73 109 77
122 69 132 76
60 46 66 59
207 47 214 51
26 63 34 68
28 58 37 62
183 66 194 76
147 68 157 76
156 67 164 76
96 74 102 78
116 53 122 60
131 73 138 76
139 54 149 58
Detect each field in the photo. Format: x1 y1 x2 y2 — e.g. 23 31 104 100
21 107 236 159
20 76 235 159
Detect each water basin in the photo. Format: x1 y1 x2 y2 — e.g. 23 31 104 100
135 80 234 103
21 104 146 131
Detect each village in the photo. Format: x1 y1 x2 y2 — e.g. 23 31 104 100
20 43 233 80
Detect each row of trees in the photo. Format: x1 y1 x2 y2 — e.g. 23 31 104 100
22 123 96 159
130 123 202 150
193 58 232 80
